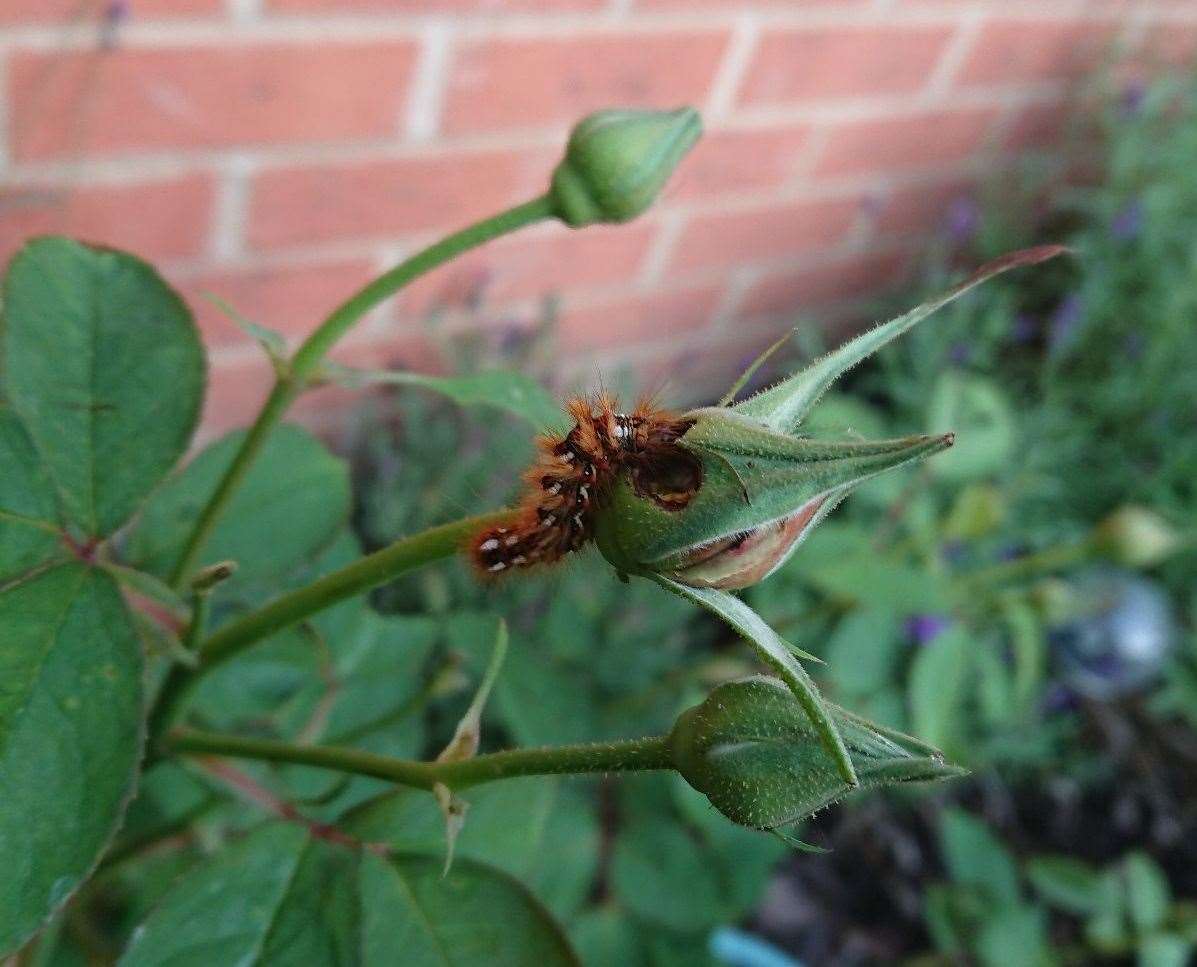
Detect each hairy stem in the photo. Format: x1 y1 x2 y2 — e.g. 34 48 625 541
168 195 557 588
167 728 675 791
148 511 509 743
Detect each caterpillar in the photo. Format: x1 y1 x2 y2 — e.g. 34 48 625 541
470 393 702 576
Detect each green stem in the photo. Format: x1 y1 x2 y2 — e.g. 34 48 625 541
149 511 509 743
167 728 674 792
962 537 1095 589
168 195 557 589
183 591 211 654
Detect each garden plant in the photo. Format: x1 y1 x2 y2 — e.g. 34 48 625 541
2 105 1072 964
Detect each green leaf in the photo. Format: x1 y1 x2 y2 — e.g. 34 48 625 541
2 237 205 537
1026 855 1103 915
908 625 972 753
926 373 1015 482
119 822 579 966
732 245 1067 431
321 365 567 432
976 903 1053 967
650 577 856 786
345 776 600 921
201 292 288 372
570 907 646 967
0 408 61 580
1086 869 1131 952
938 808 1021 908
127 424 350 587
1137 934 1192 967
825 608 902 696
610 816 725 933
0 563 144 956
1125 852 1172 933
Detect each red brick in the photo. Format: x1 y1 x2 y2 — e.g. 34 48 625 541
248 148 552 251
737 251 909 319
739 26 954 107
1 0 219 22
813 108 999 177
10 42 417 161
397 221 658 316
866 178 977 239
557 284 723 352
1002 99 1073 151
667 197 860 275
0 174 214 265
956 19 1117 88
178 260 377 348
667 124 812 200
639 0 863 6
291 332 441 428
1140 24 1197 67
270 0 597 9
200 354 275 439
442 31 729 135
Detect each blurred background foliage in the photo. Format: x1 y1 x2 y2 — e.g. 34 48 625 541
43 71 1196 966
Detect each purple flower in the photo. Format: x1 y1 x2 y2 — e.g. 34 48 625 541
1041 683 1079 715
100 0 129 48
1111 200 1142 242
1123 330 1145 360
497 322 530 354
860 192 885 220
996 543 1026 563
1010 313 1039 344
945 196 981 244
1120 79 1147 118
940 540 967 566
1048 294 1084 356
905 614 951 645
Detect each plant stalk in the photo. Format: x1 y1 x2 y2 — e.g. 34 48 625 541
168 195 557 589
148 511 509 743
962 537 1095 589
167 728 675 791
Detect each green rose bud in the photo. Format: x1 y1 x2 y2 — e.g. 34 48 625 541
594 245 1067 589
550 107 701 227
596 408 953 588
668 676 965 831
1093 505 1182 569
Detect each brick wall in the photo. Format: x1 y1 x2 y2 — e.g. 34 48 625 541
2 1 1192 438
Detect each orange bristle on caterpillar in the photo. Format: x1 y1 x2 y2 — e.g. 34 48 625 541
469 393 700 577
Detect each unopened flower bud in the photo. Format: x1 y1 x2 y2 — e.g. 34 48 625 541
1093 505 1181 568
550 107 701 227
668 676 964 830
595 406 953 588
189 560 237 593
594 247 1066 589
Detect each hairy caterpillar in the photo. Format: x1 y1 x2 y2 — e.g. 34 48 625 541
470 393 702 576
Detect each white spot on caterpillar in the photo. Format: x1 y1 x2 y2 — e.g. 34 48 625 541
488 562 506 572
505 535 519 547
480 538 499 552
512 555 527 565
578 485 589 500
561 452 574 463
547 483 561 495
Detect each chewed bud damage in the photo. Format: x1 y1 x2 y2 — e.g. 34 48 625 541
469 393 701 576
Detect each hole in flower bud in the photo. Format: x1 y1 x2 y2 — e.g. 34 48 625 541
630 435 703 511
